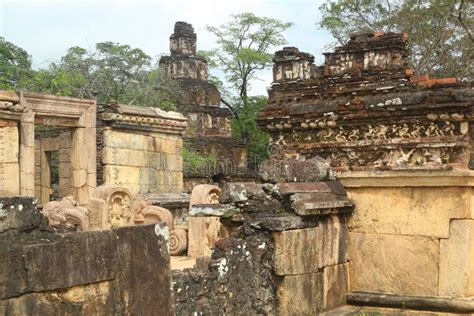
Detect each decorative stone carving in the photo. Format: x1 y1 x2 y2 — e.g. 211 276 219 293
41 195 89 230
131 200 174 229
169 227 188 256
88 185 133 230
189 184 221 207
131 198 188 255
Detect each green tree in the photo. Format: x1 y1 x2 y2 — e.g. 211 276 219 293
0 37 34 90
204 13 293 160
319 0 474 80
34 43 179 109
231 96 269 165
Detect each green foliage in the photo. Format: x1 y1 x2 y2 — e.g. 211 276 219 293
231 96 269 163
0 37 34 90
204 13 293 162
28 42 178 109
205 12 293 99
183 147 217 175
319 0 474 80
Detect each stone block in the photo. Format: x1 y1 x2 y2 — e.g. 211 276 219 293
188 217 223 258
259 157 331 183
317 214 348 269
0 282 114 315
166 154 178 171
272 227 319 275
347 187 471 238
102 147 154 168
0 224 172 314
0 119 17 127
189 204 240 217
291 192 353 216
158 138 173 154
103 129 154 152
275 181 346 196
0 239 28 299
72 169 87 188
1 126 19 163
103 165 140 187
348 232 439 296
219 182 266 203
1 163 19 195
24 230 117 292
439 219 474 297
113 224 172 315
71 127 88 170
322 263 348 311
0 197 45 234
277 272 323 315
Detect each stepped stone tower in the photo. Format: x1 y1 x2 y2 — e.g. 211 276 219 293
159 22 249 191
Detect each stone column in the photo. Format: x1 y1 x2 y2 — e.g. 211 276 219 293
71 106 96 206
19 109 35 197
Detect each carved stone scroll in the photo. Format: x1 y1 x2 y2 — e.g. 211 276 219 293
131 200 175 229
189 184 221 207
169 227 188 256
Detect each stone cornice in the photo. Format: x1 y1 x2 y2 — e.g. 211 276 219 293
101 112 187 135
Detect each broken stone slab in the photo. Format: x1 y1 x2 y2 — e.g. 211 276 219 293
219 182 266 203
0 197 46 233
189 204 240 217
259 157 333 183
291 193 353 216
274 181 347 196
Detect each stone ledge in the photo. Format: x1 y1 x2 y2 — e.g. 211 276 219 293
347 291 474 314
337 169 474 187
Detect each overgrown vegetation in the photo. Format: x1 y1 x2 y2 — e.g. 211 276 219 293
182 147 217 175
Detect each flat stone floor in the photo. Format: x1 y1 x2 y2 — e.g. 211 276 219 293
321 305 465 316
170 256 196 270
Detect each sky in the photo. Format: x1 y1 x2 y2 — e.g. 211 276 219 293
0 0 334 95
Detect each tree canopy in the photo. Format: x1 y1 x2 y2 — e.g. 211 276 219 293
0 38 178 110
204 13 293 161
0 37 34 90
34 42 179 109
319 0 474 80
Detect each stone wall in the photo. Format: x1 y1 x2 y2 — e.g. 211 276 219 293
0 118 19 196
173 163 353 314
97 102 187 195
257 32 474 303
339 170 474 298
0 196 173 315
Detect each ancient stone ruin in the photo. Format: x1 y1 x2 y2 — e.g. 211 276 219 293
174 160 353 314
1 24 473 315
257 31 474 312
159 22 250 192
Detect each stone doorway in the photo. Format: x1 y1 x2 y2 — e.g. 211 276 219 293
34 127 73 206
0 91 96 206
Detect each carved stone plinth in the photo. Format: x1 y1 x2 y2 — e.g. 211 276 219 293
88 185 133 230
